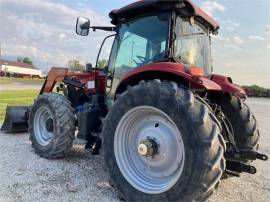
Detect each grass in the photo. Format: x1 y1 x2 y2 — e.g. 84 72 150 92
0 90 39 121
0 79 11 84
0 77 44 85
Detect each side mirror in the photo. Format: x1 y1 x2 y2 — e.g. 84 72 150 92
76 17 90 36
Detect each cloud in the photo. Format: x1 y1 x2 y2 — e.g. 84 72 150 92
222 20 240 31
76 2 87 8
59 33 68 42
211 35 228 43
213 36 244 45
213 36 244 50
249 35 266 41
268 44 270 49
223 44 242 51
230 36 244 46
201 1 226 16
266 25 270 34
0 0 111 71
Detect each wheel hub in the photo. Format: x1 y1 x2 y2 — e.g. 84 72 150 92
114 106 185 194
138 138 158 157
45 118 54 133
33 106 54 146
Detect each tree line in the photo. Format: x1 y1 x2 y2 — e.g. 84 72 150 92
67 59 108 70
242 85 270 98
16 56 108 71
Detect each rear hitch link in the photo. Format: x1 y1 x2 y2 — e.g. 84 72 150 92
226 160 257 174
226 150 268 161
239 151 268 161
225 151 268 175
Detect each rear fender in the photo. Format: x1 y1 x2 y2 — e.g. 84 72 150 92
210 74 246 98
115 62 222 96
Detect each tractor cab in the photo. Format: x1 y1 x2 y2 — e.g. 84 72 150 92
108 0 218 77
76 0 219 79
108 13 170 79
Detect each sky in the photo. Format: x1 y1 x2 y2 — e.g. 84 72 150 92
0 0 269 87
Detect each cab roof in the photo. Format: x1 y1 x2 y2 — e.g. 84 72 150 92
109 0 219 32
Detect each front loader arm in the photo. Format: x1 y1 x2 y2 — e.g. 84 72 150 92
40 67 69 94
39 67 97 94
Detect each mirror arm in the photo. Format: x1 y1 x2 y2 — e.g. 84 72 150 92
91 26 117 32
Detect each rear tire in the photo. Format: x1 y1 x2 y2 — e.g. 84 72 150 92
219 96 259 161
103 80 226 201
29 93 75 159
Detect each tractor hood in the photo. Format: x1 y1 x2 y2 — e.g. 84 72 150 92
109 0 219 32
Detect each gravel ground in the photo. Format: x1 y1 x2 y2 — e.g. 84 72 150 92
0 98 269 202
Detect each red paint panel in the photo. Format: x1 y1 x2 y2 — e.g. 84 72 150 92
97 75 107 95
42 67 106 95
186 0 219 31
111 0 219 31
121 62 188 82
192 77 222 90
119 62 222 91
211 74 246 98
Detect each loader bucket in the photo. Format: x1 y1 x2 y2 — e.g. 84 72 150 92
1 106 31 133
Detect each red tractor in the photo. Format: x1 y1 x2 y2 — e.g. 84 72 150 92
1 0 268 201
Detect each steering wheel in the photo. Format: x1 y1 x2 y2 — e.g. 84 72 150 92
153 51 165 61
137 55 147 62
133 55 149 66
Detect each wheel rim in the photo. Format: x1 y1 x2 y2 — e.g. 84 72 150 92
114 106 185 194
33 106 54 146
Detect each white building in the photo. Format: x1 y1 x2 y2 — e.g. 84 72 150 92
0 59 42 78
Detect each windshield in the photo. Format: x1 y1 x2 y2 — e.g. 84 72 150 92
108 13 170 79
174 16 212 74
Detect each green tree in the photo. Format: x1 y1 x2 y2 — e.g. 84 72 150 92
242 85 270 98
22 57 33 65
17 56 23 62
97 59 108 69
67 59 85 71
17 56 33 65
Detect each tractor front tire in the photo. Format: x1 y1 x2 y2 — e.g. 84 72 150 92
103 80 226 201
29 93 75 159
